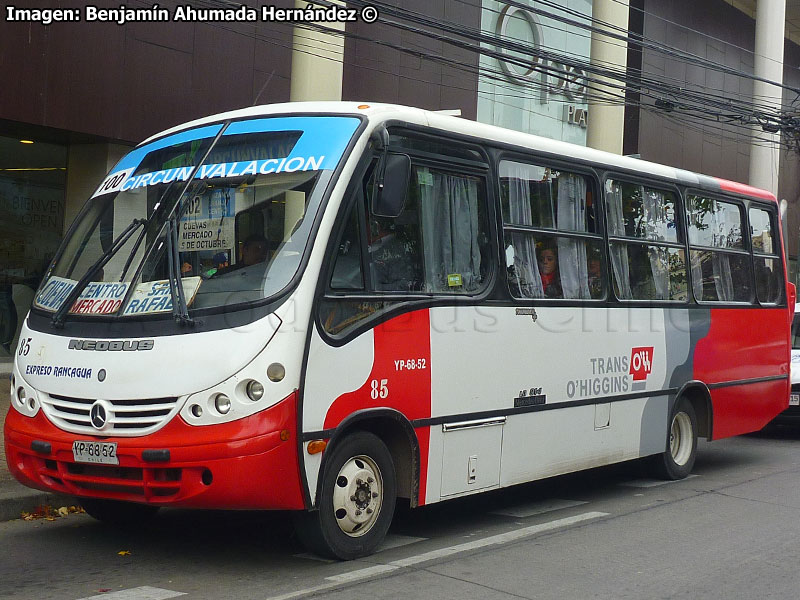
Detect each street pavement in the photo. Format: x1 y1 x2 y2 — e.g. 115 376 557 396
1 361 74 522
3 429 800 600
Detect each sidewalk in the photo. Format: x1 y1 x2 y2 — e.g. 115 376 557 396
1 361 75 522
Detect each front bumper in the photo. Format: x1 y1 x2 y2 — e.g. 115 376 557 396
4 391 305 510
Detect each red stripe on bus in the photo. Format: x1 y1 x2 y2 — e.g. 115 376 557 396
324 309 432 505
714 178 776 202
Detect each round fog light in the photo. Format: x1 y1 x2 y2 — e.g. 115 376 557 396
267 363 285 382
28 397 35 410
191 404 203 418
246 380 264 401
214 393 231 415
17 387 26 404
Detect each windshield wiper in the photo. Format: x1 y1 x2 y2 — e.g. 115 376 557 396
165 216 193 325
118 171 198 283
51 218 147 328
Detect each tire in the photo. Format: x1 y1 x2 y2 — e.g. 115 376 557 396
79 498 159 528
294 431 397 560
650 398 698 480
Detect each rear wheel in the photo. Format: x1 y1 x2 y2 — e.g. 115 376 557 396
650 398 698 480
294 431 396 560
79 498 159 528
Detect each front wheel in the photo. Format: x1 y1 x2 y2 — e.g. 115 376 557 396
650 398 698 480
79 498 159 528
294 431 397 560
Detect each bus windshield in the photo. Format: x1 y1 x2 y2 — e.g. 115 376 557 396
33 116 361 318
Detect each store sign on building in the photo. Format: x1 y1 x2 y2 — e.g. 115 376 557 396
565 105 588 127
477 0 592 145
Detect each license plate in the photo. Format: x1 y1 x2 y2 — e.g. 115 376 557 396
72 441 118 465
790 394 800 406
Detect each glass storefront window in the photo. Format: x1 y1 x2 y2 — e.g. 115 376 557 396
0 135 66 357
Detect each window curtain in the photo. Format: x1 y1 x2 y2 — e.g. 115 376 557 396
418 168 482 293
710 203 736 301
605 182 632 298
535 175 556 228
689 201 734 301
690 251 704 301
711 253 734 301
642 189 669 299
556 174 590 299
504 163 543 298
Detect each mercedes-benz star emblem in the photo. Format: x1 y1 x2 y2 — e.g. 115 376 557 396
90 402 107 430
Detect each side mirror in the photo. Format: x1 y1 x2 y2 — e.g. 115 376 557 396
371 152 410 218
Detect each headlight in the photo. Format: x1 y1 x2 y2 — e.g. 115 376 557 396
246 380 264 401
214 393 231 415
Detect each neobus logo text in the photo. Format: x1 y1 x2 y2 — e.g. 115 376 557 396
68 339 154 351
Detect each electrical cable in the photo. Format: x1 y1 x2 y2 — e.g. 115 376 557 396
119 0 800 150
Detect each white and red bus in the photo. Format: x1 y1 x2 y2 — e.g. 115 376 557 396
5 102 794 559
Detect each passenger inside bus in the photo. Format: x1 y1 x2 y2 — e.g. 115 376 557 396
587 255 603 298
537 245 562 298
367 213 423 292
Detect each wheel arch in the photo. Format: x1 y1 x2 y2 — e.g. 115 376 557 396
675 380 713 440
316 408 421 509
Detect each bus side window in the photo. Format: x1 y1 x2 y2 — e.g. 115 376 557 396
363 159 421 292
687 195 752 303
365 164 489 295
606 180 687 301
749 206 783 304
500 160 603 300
412 166 489 294
330 200 364 290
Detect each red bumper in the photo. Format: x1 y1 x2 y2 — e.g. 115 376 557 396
4 391 305 510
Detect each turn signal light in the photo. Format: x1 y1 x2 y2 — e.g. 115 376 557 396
307 440 327 454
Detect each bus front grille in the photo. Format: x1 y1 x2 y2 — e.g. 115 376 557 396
34 458 183 500
41 393 181 436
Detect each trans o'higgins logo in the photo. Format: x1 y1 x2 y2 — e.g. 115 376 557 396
629 347 654 381
566 347 655 398
68 339 154 351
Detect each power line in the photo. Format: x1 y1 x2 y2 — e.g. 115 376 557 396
120 0 800 150
333 0 800 147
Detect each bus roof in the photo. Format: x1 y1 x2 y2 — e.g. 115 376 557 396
142 101 777 204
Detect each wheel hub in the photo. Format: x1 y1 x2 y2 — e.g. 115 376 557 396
353 480 371 508
331 455 383 537
670 411 693 466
